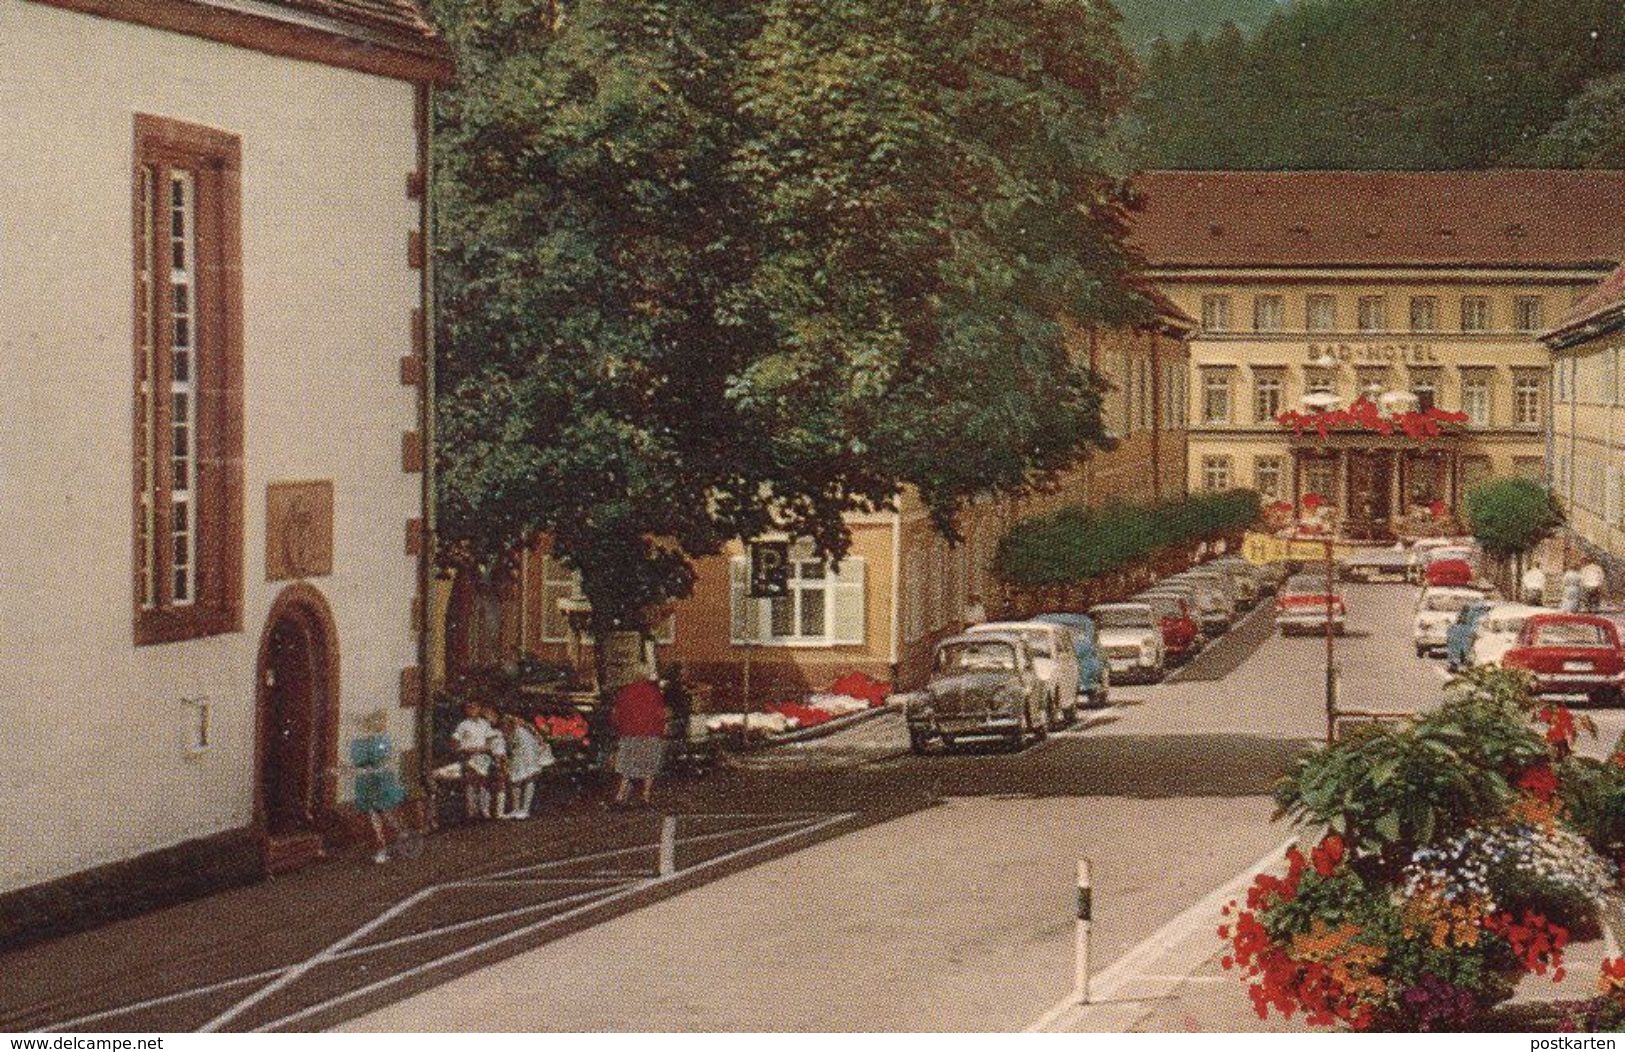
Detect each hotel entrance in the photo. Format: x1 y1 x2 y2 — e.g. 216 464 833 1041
1291 439 1469 541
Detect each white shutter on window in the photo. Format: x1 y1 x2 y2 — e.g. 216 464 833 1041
729 557 760 643
831 557 866 645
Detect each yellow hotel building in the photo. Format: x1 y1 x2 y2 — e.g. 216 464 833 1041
1132 170 1625 540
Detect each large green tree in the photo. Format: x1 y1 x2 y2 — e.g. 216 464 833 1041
431 0 1147 635
1508 72 1625 167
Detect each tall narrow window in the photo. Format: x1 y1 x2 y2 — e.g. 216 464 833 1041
1513 369 1545 428
1461 368 1492 426
1357 296 1387 333
1201 368 1233 425
1253 295 1284 333
1306 295 1337 333
1201 456 1233 492
1201 295 1232 333
1252 369 1284 423
1409 296 1439 333
133 115 243 645
1514 296 1545 333
1461 296 1491 333
1254 456 1284 500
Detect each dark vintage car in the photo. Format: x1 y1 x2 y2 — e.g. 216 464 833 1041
906 632 1048 753
1501 613 1625 705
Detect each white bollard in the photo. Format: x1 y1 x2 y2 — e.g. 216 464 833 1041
659 815 678 877
1074 859 1092 1004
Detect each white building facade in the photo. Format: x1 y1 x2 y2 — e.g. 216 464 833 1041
0 0 450 938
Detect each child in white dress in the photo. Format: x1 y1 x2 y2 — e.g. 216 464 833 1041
500 713 553 819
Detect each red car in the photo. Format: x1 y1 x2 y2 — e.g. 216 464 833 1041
1135 592 1203 663
1501 613 1625 705
1424 558 1476 589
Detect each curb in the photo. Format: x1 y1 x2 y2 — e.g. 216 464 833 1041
719 701 902 752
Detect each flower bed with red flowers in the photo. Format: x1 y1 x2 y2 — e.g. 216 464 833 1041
1232 667 1622 1031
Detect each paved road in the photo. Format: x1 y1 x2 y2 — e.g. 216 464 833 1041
14 580 1604 1032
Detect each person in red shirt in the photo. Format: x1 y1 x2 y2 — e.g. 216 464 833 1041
609 675 669 807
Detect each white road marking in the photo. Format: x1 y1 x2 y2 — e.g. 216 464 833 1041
251 811 858 1032
1024 833 1301 1032
37 812 844 1034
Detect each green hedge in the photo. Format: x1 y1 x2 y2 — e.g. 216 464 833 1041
995 490 1261 587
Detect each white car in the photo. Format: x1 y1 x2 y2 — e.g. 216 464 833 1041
965 621 1081 728
1414 586 1490 656
1087 603 1168 683
1470 603 1549 668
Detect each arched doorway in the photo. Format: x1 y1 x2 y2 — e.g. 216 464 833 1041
255 584 340 873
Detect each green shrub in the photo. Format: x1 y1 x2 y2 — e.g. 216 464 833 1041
994 489 1261 587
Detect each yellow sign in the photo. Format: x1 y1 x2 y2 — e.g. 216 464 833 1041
1242 532 1339 565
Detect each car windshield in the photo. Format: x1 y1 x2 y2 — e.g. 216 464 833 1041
1530 622 1610 648
1016 629 1054 658
1422 593 1474 613
1093 607 1154 629
936 641 1017 673
1284 577 1331 596
1486 616 1528 635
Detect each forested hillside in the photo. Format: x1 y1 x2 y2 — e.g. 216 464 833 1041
1128 0 1625 169
1113 0 1279 52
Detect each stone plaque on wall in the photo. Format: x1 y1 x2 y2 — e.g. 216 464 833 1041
266 481 334 581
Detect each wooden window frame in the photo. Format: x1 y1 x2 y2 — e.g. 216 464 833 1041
133 114 243 646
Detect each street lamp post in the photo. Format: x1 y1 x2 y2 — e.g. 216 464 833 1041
1323 533 1337 744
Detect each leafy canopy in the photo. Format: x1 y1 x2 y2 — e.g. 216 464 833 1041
1464 477 1565 559
431 0 1149 630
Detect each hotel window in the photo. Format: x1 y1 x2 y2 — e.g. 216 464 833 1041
1461 368 1492 426
1254 456 1285 500
1253 295 1284 333
1357 296 1388 333
1407 454 1447 507
1201 295 1233 333
1302 459 1338 505
1306 295 1337 333
1461 296 1491 333
729 551 865 646
1201 456 1234 492
1409 296 1439 333
1253 368 1284 423
1201 368 1234 425
1409 367 1441 412
133 115 243 646
1514 296 1545 333
1513 369 1545 428
1355 366 1390 401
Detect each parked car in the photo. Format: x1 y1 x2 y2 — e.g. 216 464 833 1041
1411 544 1477 583
1089 602 1169 683
1164 574 1236 634
1032 612 1110 708
1130 591 1203 664
965 621 1081 728
1414 586 1490 657
1424 558 1477 589
1194 560 1261 608
1501 613 1625 706
1276 572 1346 635
1140 583 1220 647
906 633 1048 752
1445 599 1496 671
1471 603 1548 668
1182 566 1251 611
1340 545 1412 584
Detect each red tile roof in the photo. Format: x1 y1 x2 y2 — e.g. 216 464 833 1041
1129 170 1625 270
1547 261 1625 342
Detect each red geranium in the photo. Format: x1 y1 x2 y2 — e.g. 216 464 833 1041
1517 764 1560 802
1311 834 1346 877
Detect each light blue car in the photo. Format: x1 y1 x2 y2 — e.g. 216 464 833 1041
1032 612 1110 707
1445 600 1495 672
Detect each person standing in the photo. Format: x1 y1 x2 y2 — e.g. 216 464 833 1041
608 675 668 808
500 713 551 820
343 708 416 863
